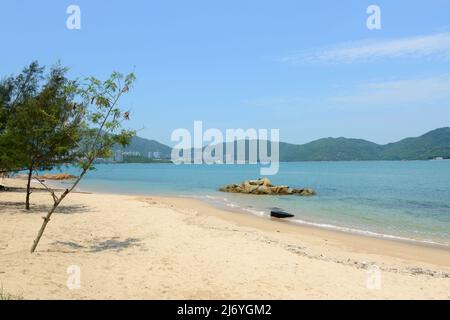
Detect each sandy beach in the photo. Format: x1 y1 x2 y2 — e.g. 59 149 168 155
1 177 449 299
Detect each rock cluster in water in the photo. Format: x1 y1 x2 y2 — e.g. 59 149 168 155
219 178 316 196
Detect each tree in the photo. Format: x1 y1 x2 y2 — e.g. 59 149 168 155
0 62 44 174
30 71 136 253
0 63 84 209
0 61 44 124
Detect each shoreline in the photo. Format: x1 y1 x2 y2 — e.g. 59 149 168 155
148 195 450 270
1 177 450 299
197 194 450 250
13 177 450 253
43 177 450 251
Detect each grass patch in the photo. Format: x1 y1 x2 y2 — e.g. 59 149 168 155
0 285 23 300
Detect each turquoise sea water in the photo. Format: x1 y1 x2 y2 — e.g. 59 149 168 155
54 161 450 246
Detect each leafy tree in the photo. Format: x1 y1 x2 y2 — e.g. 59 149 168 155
0 61 44 123
0 62 44 174
30 71 136 253
0 63 84 209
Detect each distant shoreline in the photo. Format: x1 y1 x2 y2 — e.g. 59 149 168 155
94 158 450 165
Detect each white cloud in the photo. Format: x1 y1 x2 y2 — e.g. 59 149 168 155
328 76 450 106
281 32 450 64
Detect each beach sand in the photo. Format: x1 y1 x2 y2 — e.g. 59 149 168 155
0 178 449 299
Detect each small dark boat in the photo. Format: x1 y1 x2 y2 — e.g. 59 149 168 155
270 210 294 219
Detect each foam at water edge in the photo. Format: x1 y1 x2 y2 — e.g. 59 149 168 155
289 218 449 247
197 194 449 247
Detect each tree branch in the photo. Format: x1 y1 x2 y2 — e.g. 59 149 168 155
30 72 134 253
32 171 59 203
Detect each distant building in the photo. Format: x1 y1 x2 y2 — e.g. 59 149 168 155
114 150 123 162
153 151 161 159
148 151 161 159
433 157 444 160
122 151 141 157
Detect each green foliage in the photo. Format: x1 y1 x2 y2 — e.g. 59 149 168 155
76 71 136 164
0 62 46 170
0 63 136 213
0 63 84 173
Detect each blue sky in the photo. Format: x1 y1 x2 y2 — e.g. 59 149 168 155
1 0 449 145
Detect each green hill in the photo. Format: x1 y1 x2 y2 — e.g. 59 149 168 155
379 127 450 160
118 136 172 159
122 127 450 162
279 127 450 161
279 138 382 161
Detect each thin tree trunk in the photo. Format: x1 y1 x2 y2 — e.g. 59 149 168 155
25 166 33 210
30 190 68 253
30 158 93 253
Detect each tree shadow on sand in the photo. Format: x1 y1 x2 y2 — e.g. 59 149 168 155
89 238 141 252
0 186 64 193
0 201 93 215
51 237 142 253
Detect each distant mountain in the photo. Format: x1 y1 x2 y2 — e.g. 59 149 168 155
379 127 450 160
122 127 450 162
279 127 450 161
118 136 172 159
279 138 382 161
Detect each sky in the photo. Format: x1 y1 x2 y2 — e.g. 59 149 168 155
0 0 450 145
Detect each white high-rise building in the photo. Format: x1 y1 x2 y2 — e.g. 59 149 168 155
153 151 161 159
114 150 123 162
148 151 161 159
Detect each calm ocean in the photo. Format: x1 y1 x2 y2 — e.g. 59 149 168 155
53 161 450 246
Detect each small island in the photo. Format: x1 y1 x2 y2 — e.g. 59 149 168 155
219 178 316 196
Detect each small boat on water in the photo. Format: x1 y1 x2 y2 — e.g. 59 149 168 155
270 210 294 219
